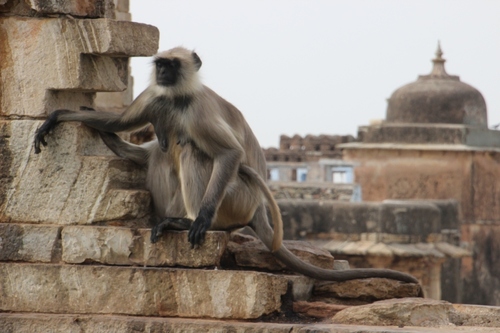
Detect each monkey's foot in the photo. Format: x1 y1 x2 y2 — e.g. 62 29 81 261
188 215 211 248
150 217 192 243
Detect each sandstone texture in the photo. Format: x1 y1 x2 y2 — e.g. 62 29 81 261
0 223 61 263
315 278 422 301
1 224 230 268
2 0 116 18
0 17 158 117
1 121 150 224
0 263 288 319
63 227 228 267
333 298 458 327
2 313 500 333
293 301 349 318
226 239 334 271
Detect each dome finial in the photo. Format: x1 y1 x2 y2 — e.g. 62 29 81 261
435 41 443 60
420 41 459 80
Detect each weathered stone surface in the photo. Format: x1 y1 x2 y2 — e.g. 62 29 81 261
27 0 115 18
62 226 229 267
0 263 288 319
332 298 457 327
0 313 298 333
1 120 149 224
2 311 500 333
314 278 422 301
278 199 452 242
0 17 158 117
286 275 314 301
1 0 115 18
269 181 355 201
226 239 334 271
333 260 350 270
293 301 350 318
0 223 61 262
135 230 229 267
453 304 500 327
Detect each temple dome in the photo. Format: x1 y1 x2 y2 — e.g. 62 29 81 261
386 44 488 128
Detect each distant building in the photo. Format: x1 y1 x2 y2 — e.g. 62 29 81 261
264 134 357 184
340 44 500 305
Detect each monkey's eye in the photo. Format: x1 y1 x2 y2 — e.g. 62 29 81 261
171 59 181 69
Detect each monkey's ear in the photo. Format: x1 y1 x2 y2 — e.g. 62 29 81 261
192 52 202 71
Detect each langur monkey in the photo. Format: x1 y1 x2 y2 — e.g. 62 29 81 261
34 47 421 286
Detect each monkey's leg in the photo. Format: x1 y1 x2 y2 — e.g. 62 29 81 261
150 217 193 243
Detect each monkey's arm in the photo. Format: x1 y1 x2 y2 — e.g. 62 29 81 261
98 132 149 166
187 119 244 246
34 90 155 154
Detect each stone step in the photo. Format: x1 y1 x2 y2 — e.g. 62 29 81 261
1 312 499 333
0 262 288 320
0 223 228 268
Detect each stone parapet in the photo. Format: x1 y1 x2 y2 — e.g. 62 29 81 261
351 123 500 149
269 181 356 201
278 199 459 242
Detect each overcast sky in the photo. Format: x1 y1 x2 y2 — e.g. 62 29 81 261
129 0 500 148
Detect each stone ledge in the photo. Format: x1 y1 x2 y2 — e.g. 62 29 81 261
0 223 229 268
0 223 61 263
62 226 229 267
0 263 288 319
1 312 499 333
313 240 468 259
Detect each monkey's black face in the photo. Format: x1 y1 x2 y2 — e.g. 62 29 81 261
155 58 181 87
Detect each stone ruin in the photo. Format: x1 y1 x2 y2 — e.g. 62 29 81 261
1 1 500 332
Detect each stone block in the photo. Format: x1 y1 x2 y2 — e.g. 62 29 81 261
0 263 288 319
293 301 349 319
380 200 441 238
314 278 422 301
286 275 314 301
278 199 449 241
62 226 229 267
1 120 148 224
453 304 500 327
0 223 61 263
278 200 381 239
226 239 334 271
0 17 158 117
136 230 229 267
0 313 303 333
0 0 114 18
332 298 457 327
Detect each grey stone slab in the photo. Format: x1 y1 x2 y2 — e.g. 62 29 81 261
0 263 288 319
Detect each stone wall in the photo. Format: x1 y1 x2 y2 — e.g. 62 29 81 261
277 199 467 302
269 181 356 201
0 0 158 225
343 145 500 305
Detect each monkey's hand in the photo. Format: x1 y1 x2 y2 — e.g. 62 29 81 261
188 210 213 248
34 110 64 154
151 217 193 243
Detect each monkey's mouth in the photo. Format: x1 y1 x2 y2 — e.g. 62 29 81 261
157 79 176 87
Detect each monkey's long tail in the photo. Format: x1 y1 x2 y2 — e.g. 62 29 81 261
239 165 283 252
249 211 423 295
